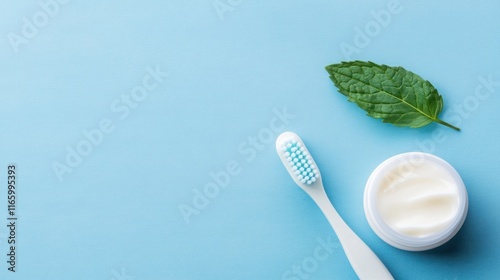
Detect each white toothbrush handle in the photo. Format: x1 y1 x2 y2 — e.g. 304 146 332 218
313 192 394 280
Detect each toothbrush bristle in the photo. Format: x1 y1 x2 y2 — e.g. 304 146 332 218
280 138 319 186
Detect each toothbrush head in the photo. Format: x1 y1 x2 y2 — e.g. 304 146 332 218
276 132 321 187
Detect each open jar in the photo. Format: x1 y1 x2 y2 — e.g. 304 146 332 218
364 152 468 251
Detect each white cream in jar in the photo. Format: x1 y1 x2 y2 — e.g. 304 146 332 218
364 152 468 251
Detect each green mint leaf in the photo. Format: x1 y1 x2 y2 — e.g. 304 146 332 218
325 61 460 131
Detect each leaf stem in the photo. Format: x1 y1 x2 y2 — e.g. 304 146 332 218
434 118 460 131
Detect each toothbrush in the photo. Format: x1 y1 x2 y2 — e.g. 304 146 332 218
276 132 393 280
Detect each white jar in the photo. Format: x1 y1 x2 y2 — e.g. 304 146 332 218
364 152 468 251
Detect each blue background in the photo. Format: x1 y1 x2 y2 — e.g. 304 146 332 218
1 0 499 279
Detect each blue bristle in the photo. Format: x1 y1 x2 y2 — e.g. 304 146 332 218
281 138 319 186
